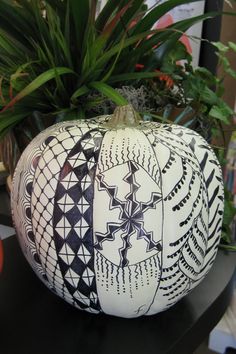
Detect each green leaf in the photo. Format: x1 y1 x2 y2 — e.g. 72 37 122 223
200 87 219 105
124 11 216 72
209 104 232 124
84 97 106 111
109 0 145 43
219 243 236 251
71 85 90 102
93 29 157 70
79 29 156 83
70 0 90 56
89 81 128 105
1 67 75 111
0 111 28 132
223 192 236 226
220 186 236 248
0 0 37 49
89 34 108 65
96 0 121 31
151 12 217 66
56 108 85 121
0 30 26 57
108 71 161 83
101 35 127 82
89 2 134 72
44 0 64 11
132 0 204 35
225 66 236 79
101 1 132 36
195 67 216 86
212 41 229 53
169 41 190 62
228 41 236 52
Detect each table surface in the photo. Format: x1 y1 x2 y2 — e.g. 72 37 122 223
0 211 235 354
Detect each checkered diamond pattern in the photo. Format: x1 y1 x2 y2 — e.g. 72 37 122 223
31 123 100 307
53 129 104 312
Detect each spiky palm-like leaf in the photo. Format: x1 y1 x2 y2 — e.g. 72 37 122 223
0 0 219 138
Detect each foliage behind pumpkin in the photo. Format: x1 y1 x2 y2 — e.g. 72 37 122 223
0 0 218 138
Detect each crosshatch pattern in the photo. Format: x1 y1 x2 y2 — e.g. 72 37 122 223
12 117 224 318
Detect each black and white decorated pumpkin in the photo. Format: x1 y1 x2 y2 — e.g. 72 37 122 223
12 105 224 318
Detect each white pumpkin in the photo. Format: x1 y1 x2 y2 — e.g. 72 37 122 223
12 105 224 318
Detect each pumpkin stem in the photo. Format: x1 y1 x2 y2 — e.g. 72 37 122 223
106 104 141 128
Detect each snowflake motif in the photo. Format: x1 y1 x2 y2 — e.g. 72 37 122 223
95 161 162 267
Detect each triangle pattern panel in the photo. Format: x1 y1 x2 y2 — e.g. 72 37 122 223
53 129 105 313
30 124 89 304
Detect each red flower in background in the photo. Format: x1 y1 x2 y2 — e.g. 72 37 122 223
155 13 192 54
135 13 191 89
158 71 174 89
135 62 174 88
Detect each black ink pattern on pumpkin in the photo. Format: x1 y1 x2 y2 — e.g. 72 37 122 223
142 126 211 312
94 160 162 267
53 129 105 312
11 113 224 318
30 123 101 308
